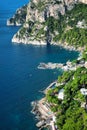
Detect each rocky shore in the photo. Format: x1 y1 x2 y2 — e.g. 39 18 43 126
37 58 87 71
7 5 27 26
31 100 48 129
31 97 57 130
6 0 86 58
12 31 85 52
7 0 87 48
12 35 85 52
31 53 87 129
31 57 87 130
31 80 59 129
56 41 86 52
38 62 64 70
6 0 87 129
12 35 47 45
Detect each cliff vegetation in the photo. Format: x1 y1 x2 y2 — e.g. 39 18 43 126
7 0 87 48
46 65 87 130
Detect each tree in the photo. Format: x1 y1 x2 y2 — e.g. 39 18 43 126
62 118 76 130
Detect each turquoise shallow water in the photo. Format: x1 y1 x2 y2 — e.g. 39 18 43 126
0 0 79 130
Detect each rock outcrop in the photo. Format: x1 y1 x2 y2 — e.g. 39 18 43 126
7 5 27 26
7 0 87 45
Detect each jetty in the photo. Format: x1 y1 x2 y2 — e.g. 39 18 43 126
44 81 57 94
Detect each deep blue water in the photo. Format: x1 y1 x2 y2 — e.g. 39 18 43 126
0 1 79 130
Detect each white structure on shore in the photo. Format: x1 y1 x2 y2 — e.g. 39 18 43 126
58 89 64 100
80 88 87 95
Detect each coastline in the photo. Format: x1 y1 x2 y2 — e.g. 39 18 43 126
31 51 87 129
7 3 86 129
3 0 87 129
56 41 85 52
11 24 84 130
12 34 85 53
12 36 47 45
31 81 58 130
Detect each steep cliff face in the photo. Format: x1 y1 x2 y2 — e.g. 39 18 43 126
26 0 79 23
26 0 87 23
9 0 87 45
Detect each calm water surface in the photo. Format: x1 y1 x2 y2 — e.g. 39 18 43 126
0 0 79 130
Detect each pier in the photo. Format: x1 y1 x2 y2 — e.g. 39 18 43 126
44 81 57 94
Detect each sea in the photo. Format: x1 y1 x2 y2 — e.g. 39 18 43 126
0 0 79 130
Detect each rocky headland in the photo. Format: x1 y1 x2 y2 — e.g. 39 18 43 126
7 0 87 129
7 0 87 48
7 5 27 26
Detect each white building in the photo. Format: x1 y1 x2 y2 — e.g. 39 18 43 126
58 89 64 100
80 88 87 95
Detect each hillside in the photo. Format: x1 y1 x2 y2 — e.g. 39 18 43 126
31 49 87 130
46 61 87 129
7 0 87 48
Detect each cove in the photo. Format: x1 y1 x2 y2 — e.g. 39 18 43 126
0 0 79 130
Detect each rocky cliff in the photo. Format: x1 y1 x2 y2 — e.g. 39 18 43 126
7 5 27 26
8 0 87 46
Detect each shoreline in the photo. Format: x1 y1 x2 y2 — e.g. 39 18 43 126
31 81 58 130
12 36 47 45
56 41 85 53
11 35 85 53
12 33 85 130
31 53 87 129
4 0 87 129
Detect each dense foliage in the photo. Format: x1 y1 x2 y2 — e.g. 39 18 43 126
59 28 87 47
46 67 87 130
53 3 87 47
82 49 87 61
34 3 87 47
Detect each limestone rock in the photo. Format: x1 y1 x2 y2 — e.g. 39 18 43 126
8 0 87 45
7 5 27 26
